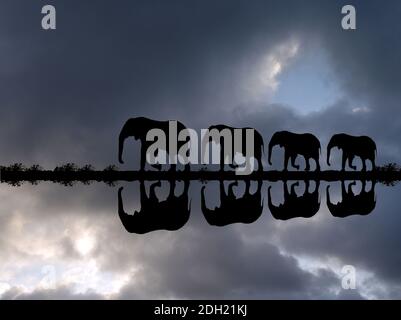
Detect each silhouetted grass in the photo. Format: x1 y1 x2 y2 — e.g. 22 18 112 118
1 162 401 187
376 163 401 186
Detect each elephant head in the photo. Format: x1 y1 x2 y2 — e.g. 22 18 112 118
326 134 340 167
327 133 376 171
119 117 148 164
268 131 285 165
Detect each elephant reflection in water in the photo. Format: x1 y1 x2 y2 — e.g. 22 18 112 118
326 181 376 217
268 181 320 220
201 180 263 226
118 180 191 234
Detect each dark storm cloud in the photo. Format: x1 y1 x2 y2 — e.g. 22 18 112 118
1 0 401 300
1 286 104 300
114 226 346 299
0 0 335 164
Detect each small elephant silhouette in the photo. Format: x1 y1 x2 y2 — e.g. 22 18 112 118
118 180 191 234
203 125 264 172
326 181 376 217
327 133 376 171
267 181 320 220
268 131 321 171
118 117 189 171
201 180 263 226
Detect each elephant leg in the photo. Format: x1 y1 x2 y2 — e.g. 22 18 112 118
341 154 346 171
150 147 162 170
361 180 367 192
341 180 347 198
349 156 357 170
304 180 310 193
284 181 290 197
149 181 161 199
230 180 239 187
169 164 177 172
315 158 320 171
348 181 356 195
245 180 250 194
362 159 367 172
305 158 310 172
315 180 320 193
257 157 263 172
220 144 226 171
169 180 176 198
284 151 289 171
291 155 300 170
371 158 376 171
228 181 238 198
291 181 299 195
140 147 147 171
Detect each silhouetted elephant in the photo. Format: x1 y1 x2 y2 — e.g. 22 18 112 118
203 125 264 171
118 180 191 234
327 134 376 171
326 181 376 217
119 117 189 171
201 180 263 226
268 131 321 171
267 181 320 220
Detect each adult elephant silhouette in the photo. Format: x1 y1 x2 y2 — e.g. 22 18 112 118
326 181 376 217
118 180 191 234
327 134 376 171
267 181 320 220
201 181 263 226
203 125 264 172
268 131 321 171
118 117 189 171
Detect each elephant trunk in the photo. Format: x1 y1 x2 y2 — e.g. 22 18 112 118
201 187 215 225
267 186 275 210
327 142 333 166
118 187 134 233
200 186 209 213
268 140 275 165
118 121 134 164
326 186 333 206
118 135 125 164
268 133 281 166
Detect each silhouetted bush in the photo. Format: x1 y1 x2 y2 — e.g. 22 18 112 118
103 164 119 172
79 164 95 172
377 163 401 172
54 163 78 172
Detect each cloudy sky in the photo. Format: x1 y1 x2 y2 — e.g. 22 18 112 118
1 0 401 299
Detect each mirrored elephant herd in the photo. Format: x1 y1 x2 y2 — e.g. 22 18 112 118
118 179 377 234
117 117 378 234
